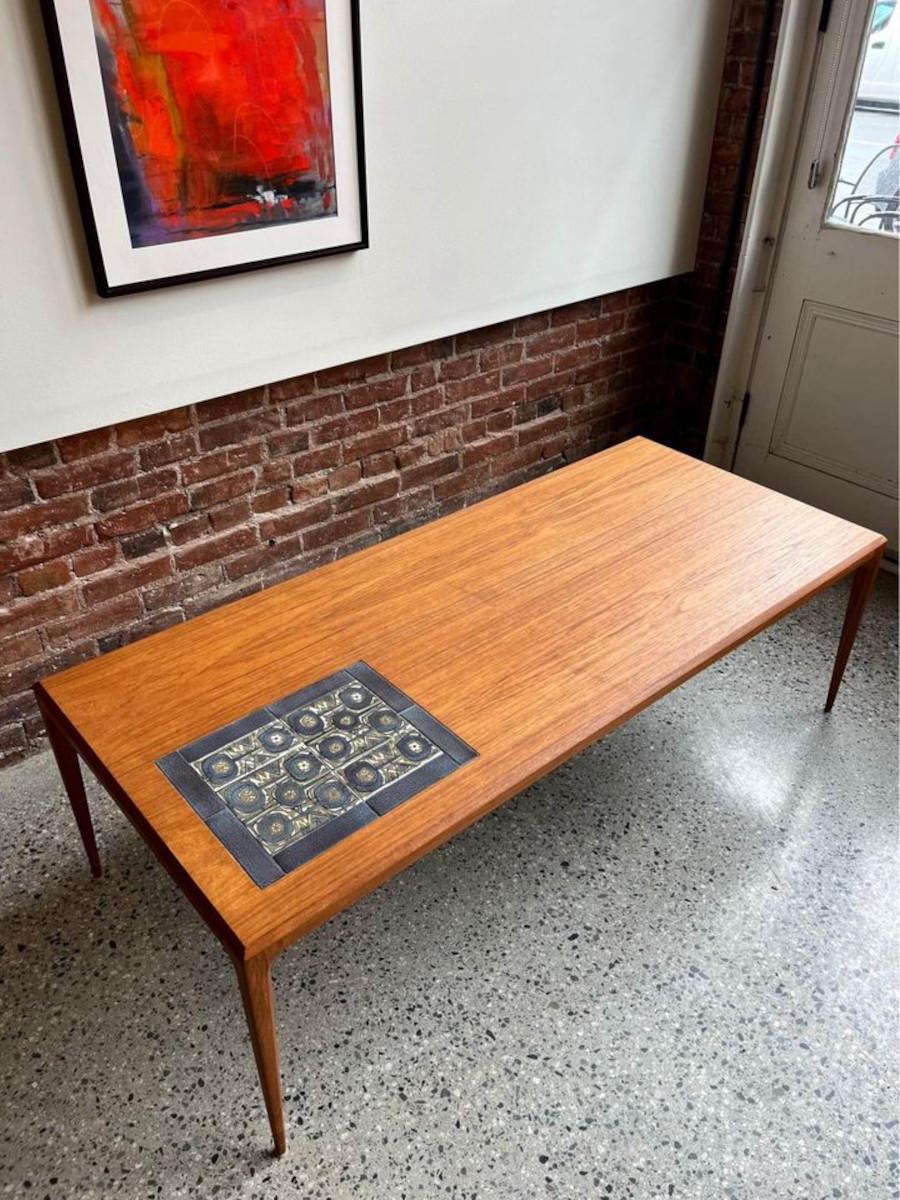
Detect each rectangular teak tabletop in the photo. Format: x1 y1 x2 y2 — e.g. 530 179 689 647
34 436 886 1155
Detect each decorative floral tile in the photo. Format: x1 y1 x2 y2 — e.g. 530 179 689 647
157 662 476 888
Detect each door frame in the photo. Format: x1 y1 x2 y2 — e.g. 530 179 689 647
704 0 873 470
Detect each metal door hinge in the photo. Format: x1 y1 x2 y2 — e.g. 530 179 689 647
808 159 823 189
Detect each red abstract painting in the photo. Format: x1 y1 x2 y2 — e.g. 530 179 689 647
91 0 336 247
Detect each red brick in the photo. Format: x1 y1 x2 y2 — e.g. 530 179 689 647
224 535 304 581
363 451 395 477
502 359 553 387
252 487 291 514
168 512 210 547
492 442 547 478
399 454 459 490
576 313 625 342
269 375 316 404
514 312 549 336
121 609 185 643
470 385 525 419
196 386 267 424
18 559 73 596
291 477 329 502
143 563 221 611
516 413 568 447
487 410 515 433
316 353 390 389
2 589 80 639
302 509 371 551
0 526 92 575
343 427 405 460
96 493 188 538
115 407 192 447
444 371 501 403
439 354 478 382
478 342 524 371
197 410 279 451
433 465 489 502
344 375 407 411
181 442 264 485
0 476 34 508
209 497 252 532
292 445 343 475
328 464 362 491
139 432 198 470
259 500 332 541
554 345 600 374
82 555 172 605
174 526 257 570
463 434 516 467
33 451 136 499
267 428 312 458
334 477 399 513
390 338 454 369
188 469 256 510
92 467 178 511
4 442 57 470
57 428 111 461
411 404 467 439
456 321 515 353
0 495 89 541
282 394 342 426
396 443 426 469
525 326 576 358
45 594 142 647
312 409 378 446
409 364 438 390
260 459 293 486
0 630 43 669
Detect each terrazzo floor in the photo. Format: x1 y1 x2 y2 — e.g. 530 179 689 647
0 573 896 1200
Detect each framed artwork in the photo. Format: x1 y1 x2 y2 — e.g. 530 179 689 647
42 0 367 297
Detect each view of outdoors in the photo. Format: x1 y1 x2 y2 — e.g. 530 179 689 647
828 0 900 233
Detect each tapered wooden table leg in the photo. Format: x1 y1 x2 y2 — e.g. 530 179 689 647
825 550 883 713
41 707 102 878
234 953 286 1156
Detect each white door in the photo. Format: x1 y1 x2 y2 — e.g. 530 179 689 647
734 0 899 553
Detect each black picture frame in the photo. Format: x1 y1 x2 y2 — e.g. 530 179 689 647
41 0 368 298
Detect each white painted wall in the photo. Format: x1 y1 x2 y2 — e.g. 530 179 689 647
0 1 730 452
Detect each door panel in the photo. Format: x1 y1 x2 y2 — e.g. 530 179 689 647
771 301 899 495
735 0 900 552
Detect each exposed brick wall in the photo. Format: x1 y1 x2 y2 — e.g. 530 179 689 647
0 287 667 762
660 0 784 454
0 0 784 765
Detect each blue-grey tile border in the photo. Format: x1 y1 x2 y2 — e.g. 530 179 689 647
367 753 459 816
348 662 415 712
180 708 273 763
157 752 225 821
400 704 477 764
273 803 378 873
269 670 355 719
207 809 285 888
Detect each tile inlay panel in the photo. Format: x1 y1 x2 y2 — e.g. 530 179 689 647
157 662 477 887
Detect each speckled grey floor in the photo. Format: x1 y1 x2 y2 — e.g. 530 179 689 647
0 574 896 1200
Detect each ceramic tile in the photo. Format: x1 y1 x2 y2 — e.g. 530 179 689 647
156 662 477 886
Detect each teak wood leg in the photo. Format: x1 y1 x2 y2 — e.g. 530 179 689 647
234 952 286 1156
825 551 883 713
43 711 102 879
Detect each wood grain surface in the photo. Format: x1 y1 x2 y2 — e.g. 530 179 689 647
36 437 886 959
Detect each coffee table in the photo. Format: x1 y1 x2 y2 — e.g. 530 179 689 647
34 437 885 1155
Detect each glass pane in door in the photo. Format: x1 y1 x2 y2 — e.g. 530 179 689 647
827 0 900 235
